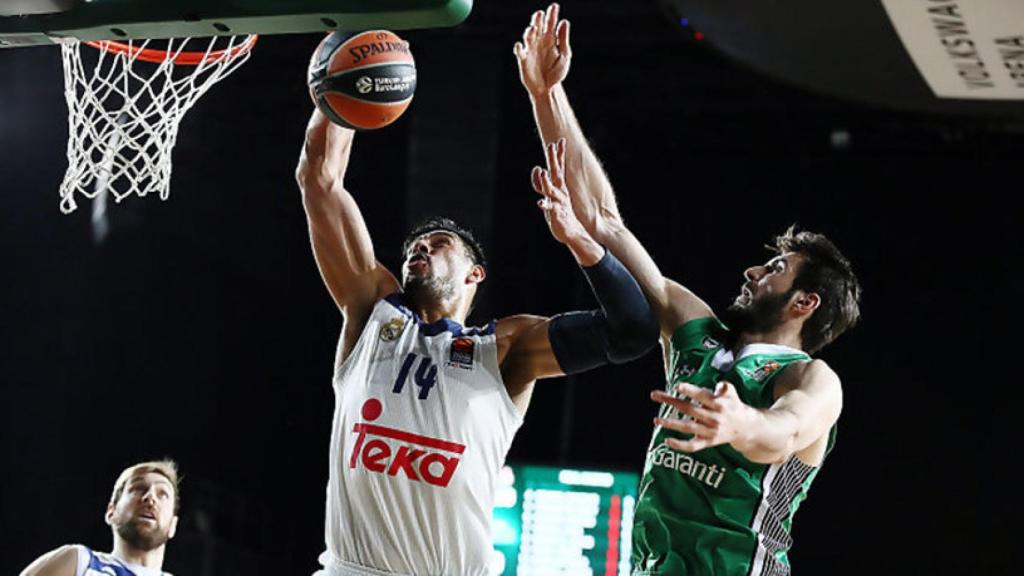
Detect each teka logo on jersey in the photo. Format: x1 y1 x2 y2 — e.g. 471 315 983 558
349 398 465 487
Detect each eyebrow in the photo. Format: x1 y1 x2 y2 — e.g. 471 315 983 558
409 232 458 250
127 477 173 490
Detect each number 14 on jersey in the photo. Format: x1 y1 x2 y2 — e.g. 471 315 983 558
393 353 437 400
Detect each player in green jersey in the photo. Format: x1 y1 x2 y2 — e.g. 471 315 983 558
515 5 862 575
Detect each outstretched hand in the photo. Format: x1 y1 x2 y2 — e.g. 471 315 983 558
514 3 572 97
532 139 600 264
651 382 760 453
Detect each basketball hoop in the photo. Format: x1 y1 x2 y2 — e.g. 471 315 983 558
58 35 257 214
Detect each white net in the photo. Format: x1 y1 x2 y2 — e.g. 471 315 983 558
58 35 256 214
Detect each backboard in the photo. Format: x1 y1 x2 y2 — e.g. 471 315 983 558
0 0 473 47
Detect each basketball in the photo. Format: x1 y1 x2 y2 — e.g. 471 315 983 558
308 30 417 130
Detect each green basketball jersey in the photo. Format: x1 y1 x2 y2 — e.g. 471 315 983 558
632 317 835 575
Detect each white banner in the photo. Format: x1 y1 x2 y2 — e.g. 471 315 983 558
879 0 1024 100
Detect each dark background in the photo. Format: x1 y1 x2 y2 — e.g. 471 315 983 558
2 1 1021 574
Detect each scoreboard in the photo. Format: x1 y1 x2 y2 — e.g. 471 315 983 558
491 464 639 575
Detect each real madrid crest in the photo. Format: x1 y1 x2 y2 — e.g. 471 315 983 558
379 317 406 342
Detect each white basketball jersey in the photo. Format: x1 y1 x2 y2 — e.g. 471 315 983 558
318 294 522 576
74 546 171 576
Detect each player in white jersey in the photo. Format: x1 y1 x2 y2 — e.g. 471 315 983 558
296 108 660 575
19 460 180 576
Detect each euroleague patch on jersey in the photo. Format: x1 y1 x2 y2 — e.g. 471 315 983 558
349 398 466 487
749 361 782 383
447 337 475 369
379 317 406 342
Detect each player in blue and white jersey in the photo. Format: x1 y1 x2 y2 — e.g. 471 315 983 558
19 460 180 576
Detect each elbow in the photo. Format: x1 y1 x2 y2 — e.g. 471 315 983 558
607 306 660 364
295 136 332 196
739 426 799 465
745 451 790 465
739 439 794 465
593 212 627 243
295 155 320 194
296 156 332 207
296 109 334 190
295 157 310 190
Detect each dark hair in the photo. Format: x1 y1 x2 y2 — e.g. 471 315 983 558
772 225 861 354
401 217 487 269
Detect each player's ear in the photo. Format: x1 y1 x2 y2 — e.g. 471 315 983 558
467 264 486 285
168 514 179 539
791 291 820 317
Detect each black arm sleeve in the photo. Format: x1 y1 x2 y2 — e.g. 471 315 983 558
547 248 659 375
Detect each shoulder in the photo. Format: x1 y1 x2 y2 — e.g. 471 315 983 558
346 288 405 334
340 267 401 321
777 358 842 398
495 314 547 346
20 545 81 576
50 545 82 560
793 358 840 385
46 545 82 562
494 314 549 361
659 278 716 334
495 314 548 338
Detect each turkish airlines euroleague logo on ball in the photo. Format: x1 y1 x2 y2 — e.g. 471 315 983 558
349 398 465 487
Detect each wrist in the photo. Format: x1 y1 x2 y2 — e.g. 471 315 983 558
569 235 604 267
529 86 557 102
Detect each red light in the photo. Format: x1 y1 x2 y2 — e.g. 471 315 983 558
694 31 705 41
605 495 622 576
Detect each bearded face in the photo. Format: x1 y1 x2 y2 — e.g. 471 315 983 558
402 259 458 305
107 472 178 552
113 512 174 551
401 231 474 308
721 288 794 335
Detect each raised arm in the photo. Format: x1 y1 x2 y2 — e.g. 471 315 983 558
295 111 399 364
19 545 78 576
514 4 713 335
500 140 659 412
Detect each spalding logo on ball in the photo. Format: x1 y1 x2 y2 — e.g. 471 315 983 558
308 30 417 130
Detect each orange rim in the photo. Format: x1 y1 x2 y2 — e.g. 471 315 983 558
84 35 258 65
